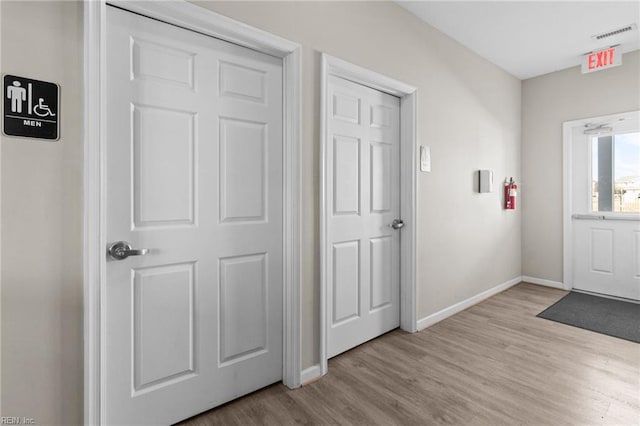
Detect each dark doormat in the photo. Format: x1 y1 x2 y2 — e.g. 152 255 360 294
537 292 639 343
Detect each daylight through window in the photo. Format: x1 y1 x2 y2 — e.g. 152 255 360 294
592 132 640 213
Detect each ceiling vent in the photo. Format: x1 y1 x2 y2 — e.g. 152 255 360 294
592 23 637 41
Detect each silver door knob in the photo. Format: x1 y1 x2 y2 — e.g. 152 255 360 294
390 219 404 230
108 241 149 260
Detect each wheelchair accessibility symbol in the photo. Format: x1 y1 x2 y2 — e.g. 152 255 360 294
3 74 59 140
33 97 56 118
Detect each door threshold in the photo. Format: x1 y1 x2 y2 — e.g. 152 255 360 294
571 288 640 304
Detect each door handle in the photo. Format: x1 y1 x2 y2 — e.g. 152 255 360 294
389 219 404 230
108 241 149 260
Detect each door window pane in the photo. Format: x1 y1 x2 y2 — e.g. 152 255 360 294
592 132 640 213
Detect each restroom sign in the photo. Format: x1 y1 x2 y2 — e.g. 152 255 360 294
581 46 621 74
3 74 59 140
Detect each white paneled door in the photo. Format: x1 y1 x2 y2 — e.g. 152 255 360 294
570 111 640 300
326 76 401 358
105 7 283 424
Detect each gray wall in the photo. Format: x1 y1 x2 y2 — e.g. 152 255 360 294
1 1 83 425
521 50 640 283
196 0 523 366
1 1 522 424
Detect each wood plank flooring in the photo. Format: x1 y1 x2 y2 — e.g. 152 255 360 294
179 283 640 425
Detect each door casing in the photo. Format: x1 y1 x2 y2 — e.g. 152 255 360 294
562 110 639 293
83 1 302 423
320 54 417 376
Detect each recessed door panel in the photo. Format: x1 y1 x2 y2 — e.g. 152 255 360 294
219 61 266 103
370 142 391 213
133 263 195 392
333 93 360 124
131 37 195 89
333 135 360 215
219 254 268 365
370 237 392 311
370 104 392 128
133 105 195 228
590 228 613 273
220 118 266 222
332 241 360 324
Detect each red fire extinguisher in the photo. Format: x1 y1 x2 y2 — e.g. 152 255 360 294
505 177 517 210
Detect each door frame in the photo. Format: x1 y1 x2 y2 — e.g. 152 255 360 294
319 54 417 375
562 110 638 292
83 1 302 423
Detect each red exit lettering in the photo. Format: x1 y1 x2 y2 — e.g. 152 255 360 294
588 48 616 70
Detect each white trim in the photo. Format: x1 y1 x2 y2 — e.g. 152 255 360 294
84 1 302 423
108 0 298 56
521 276 565 290
83 2 107 424
417 276 522 331
319 54 418 376
282 46 303 390
300 364 322 386
562 119 574 292
562 110 639 294
399 93 418 333
322 55 416 97
319 55 329 377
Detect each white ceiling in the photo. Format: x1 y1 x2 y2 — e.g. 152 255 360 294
397 1 640 80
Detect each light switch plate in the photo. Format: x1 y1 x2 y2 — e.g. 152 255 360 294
420 145 431 172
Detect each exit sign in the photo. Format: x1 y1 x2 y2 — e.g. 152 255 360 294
581 46 621 74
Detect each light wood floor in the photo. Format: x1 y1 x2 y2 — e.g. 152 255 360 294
180 283 640 425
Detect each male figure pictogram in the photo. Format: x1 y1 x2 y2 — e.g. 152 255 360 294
7 80 26 113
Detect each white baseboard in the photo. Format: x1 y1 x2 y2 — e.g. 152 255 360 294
521 275 566 290
417 276 522 331
300 364 322 385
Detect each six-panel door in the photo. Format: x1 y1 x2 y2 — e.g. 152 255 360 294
105 7 283 424
326 75 401 358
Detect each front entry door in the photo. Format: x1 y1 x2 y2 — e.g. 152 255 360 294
570 111 640 300
105 7 283 424
326 76 401 358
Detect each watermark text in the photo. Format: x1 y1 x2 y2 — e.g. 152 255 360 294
0 417 36 425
